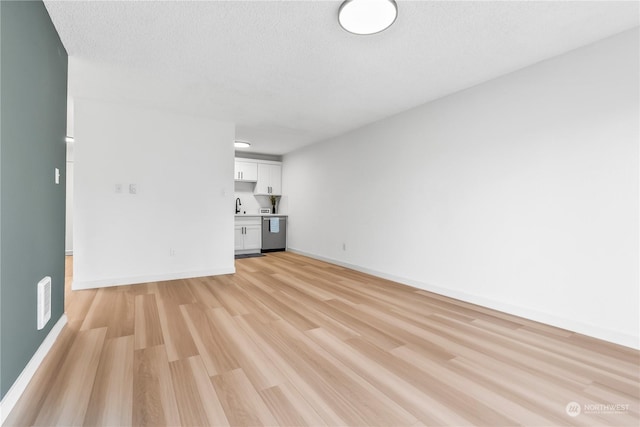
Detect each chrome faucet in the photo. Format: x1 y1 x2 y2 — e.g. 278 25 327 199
235 197 242 214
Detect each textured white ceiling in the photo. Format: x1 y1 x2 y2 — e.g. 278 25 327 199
45 0 639 154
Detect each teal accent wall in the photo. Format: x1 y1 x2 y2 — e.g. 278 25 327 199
1 0 67 399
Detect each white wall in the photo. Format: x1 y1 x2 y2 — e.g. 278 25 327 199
284 29 639 348
65 97 74 254
73 98 235 289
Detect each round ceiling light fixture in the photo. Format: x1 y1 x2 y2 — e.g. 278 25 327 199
338 0 398 35
234 140 251 149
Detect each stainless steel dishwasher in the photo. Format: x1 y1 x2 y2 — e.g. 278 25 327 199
261 216 286 252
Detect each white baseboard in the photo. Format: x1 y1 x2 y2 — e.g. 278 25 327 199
65 250 73 256
0 314 68 425
288 248 639 350
72 266 236 290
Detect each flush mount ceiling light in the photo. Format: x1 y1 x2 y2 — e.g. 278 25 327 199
338 0 398 35
234 140 251 149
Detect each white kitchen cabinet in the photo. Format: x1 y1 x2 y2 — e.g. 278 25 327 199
234 226 245 251
234 160 257 182
243 224 262 249
255 163 282 195
234 217 261 253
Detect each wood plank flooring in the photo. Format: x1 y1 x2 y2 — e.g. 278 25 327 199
4 252 639 426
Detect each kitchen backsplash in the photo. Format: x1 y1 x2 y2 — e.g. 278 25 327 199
234 181 278 214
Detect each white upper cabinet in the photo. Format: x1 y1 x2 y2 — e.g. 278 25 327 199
234 161 257 182
255 163 282 195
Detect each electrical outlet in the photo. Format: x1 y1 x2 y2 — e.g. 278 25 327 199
169 248 176 256
115 184 122 193
129 184 137 194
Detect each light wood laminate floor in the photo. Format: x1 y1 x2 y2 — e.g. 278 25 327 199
4 252 639 426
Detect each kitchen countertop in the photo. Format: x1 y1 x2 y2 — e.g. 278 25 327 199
235 214 287 217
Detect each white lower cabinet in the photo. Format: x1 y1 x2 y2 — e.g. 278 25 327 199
234 217 262 253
